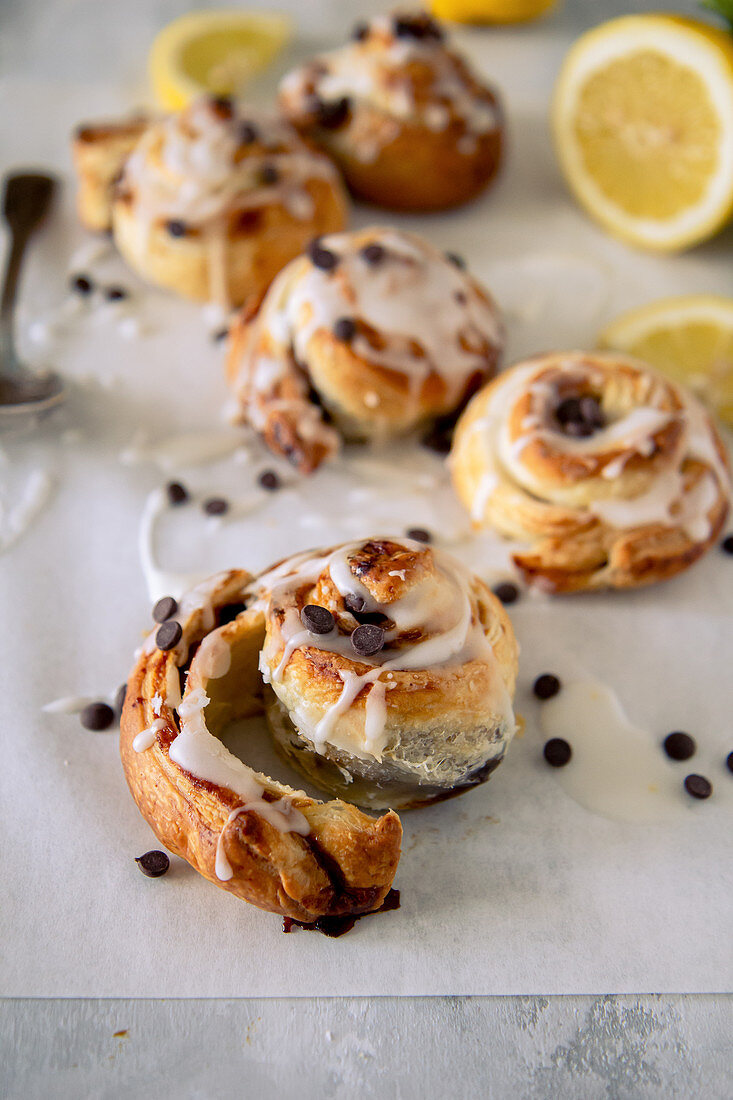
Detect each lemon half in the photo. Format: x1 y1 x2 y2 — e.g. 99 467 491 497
150 10 293 111
599 295 733 426
552 16 733 252
430 0 559 24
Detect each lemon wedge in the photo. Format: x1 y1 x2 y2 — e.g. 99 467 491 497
150 10 293 110
552 15 733 252
429 0 558 24
599 296 733 425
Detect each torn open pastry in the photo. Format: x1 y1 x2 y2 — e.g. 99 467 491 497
120 538 518 918
226 227 503 473
279 11 504 210
449 351 731 592
72 96 348 306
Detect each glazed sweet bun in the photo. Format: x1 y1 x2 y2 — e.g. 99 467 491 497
253 537 518 809
450 351 731 592
72 116 149 232
278 11 503 211
121 570 401 921
226 227 503 473
108 96 348 305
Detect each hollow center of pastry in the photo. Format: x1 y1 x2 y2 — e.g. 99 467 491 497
553 393 606 438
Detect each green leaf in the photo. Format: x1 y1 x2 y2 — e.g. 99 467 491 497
701 0 733 30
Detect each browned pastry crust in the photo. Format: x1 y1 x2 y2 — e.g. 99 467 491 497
278 12 503 211
450 351 731 592
121 569 401 920
72 117 149 232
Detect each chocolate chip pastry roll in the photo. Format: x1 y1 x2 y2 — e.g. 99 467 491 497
226 227 503 473
75 96 348 306
72 116 149 232
450 352 731 592
121 571 401 922
253 537 518 809
278 11 503 211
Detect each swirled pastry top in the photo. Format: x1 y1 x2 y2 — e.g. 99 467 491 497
228 227 503 469
116 96 342 231
249 537 518 767
450 352 731 590
278 12 501 162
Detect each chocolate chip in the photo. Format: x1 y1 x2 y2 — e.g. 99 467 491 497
212 327 229 342
155 620 182 651
663 731 696 761
166 219 187 237
307 238 338 271
684 774 712 800
344 593 366 615
493 582 519 605
533 673 561 700
105 286 128 301
300 604 335 634
394 14 443 40
352 21 369 41
351 623 384 656
219 601 247 625
259 163 279 186
210 94 233 117
114 683 127 716
333 316 356 342
203 497 229 516
258 469 281 491
726 751 733 774
70 273 93 295
721 534 733 555
152 596 178 623
80 702 115 731
445 251 466 270
166 481 189 506
422 422 453 454
406 527 431 543
544 738 572 767
135 850 170 877
239 121 259 144
315 96 350 129
361 243 385 265
454 290 467 305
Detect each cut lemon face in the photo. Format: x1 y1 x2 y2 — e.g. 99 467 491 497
599 295 733 425
552 16 733 251
150 10 293 111
429 0 558 24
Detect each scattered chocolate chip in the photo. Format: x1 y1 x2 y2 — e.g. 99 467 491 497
80 701 115 731
166 219 187 237
684 774 712 800
259 163 279 186
445 251 466 270
156 620 182 651
114 683 127 716
210 94 233 117
663 731 696 761
544 738 572 767
721 534 733 555
203 497 229 516
315 96 350 129
307 238 338 271
344 593 366 615
454 290 467 305
152 596 178 623
219 601 247 625
239 121 259 144
70 273 93 295
726 751 733 774
352 21 369 41
394 14 443 40
422 422 453 454
166 480 189 506
406 527 431 543
105 285 128 301
333 316 356 342
351 623 384 656
135 850 170 877
258 469 281 491
212 327 229 342
300 604 335 634
361 242 385 265
493 582 519 605
533 673 561 700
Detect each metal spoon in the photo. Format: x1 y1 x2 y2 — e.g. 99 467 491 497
0 172 65 420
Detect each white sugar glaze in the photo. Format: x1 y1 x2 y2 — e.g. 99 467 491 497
133 717 166 753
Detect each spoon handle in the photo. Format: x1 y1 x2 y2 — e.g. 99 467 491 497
0 230 29 369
